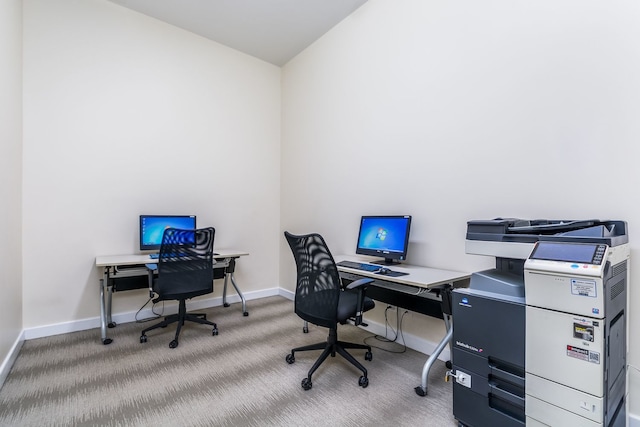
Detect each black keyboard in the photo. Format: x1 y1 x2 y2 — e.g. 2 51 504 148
336 260 380 272
148 253 189 259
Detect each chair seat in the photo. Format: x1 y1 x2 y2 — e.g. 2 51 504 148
296 289 375 327
337 290 374 323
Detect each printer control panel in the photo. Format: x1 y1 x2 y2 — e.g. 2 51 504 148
525 242 608 277
529 242 607 264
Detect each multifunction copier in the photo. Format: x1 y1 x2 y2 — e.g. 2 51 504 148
449 219 629 427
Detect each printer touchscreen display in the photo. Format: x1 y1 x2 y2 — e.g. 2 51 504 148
530 242 600 264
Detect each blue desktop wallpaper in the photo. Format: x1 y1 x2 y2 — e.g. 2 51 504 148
141 216 196 247
357 217 409 253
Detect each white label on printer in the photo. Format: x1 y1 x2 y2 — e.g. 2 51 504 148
571 279 597 297
567 345 600 364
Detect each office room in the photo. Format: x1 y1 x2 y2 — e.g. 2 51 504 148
1 0 639 425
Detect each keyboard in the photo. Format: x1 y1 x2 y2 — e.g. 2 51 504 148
336 260 381 272
149 253 218 260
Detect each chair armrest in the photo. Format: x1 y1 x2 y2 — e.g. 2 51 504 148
346 278 374 325
145 263 157 298
345 277 374 290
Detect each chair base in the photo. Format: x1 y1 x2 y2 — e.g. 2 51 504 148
140 299 218 348
287 328 372 389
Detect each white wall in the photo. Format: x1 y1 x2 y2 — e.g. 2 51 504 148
0 0 24 379
281 0 640 413
22 0 281 328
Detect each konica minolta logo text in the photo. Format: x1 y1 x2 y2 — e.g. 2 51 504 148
456 341 483 353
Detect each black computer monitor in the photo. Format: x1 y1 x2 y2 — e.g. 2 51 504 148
355 215 412 265
139 215 197 251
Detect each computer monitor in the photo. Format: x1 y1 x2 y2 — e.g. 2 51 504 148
139 215 197 251
355 215 412 265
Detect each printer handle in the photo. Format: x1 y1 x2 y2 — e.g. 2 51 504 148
489 364 525 389
488 380 524 408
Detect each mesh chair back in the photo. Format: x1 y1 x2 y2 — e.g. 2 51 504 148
284 232 341 329
155 227 215 301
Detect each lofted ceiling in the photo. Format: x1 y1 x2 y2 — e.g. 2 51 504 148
107 0 369 66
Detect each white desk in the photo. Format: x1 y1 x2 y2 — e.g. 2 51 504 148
95 249 249 345
334 255 470 396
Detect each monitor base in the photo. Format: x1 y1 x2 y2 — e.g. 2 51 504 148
371 258 402 266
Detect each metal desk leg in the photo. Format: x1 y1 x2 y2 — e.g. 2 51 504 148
106 284 115 328
443 314 453 369
100 275 113 345
415 314 453 396
222 270 229 306
221 258 248 316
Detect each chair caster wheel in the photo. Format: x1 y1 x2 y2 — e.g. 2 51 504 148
103 338 113 345
212 328 219 336
359 376 369 388
108 322 117 328
285 354 295 364
243 312 249 317
301 378 312 390
445 360 452 369
365 351 373 361
139 335 147 344
169 340 179 348
223 303 230 308
303 326 309 333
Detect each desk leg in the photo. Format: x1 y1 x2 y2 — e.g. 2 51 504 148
106 284 115 328
415 314 453 396
99 276 112 345
222 271 229 306
222 258 248 316
443 314 453 369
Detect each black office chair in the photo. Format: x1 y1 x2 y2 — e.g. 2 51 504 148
284 231 375 390
140 227 218 348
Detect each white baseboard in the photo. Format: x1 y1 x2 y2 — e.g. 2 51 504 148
0 331 24 390
630 412 640 427
277 288 449 361
279 288 294 300
23 288 281 340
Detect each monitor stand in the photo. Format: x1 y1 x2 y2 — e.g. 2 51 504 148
371 258 401 266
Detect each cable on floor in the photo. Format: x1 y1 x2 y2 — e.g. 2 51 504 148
135 296 164 322
363 306 408 354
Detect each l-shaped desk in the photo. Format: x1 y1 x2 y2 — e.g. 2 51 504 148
334 255 470 396
95 249 249 345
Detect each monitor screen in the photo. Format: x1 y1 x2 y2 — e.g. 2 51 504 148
139 215 197 251
356 215 412 265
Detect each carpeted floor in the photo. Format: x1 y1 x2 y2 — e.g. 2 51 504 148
0 296 457 426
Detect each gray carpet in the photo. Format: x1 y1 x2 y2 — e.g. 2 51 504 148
0 296 457 426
